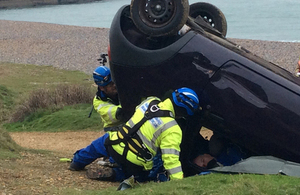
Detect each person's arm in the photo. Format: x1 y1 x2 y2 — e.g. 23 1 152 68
115 107 127 123
159 122 183 180
93 96 121 127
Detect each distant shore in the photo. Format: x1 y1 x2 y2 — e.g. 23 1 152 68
0 20 299 75
0 0 101 9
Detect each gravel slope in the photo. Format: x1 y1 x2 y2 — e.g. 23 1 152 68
0 20 109 74
0 20 299 74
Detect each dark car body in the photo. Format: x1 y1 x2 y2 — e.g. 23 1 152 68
108 5 300 164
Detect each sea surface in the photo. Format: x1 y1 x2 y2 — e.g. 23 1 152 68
0 0 299 42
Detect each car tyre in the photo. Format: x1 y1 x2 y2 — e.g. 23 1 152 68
130 0 189 37
189 2 227 37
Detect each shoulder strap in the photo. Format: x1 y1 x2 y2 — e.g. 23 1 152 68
135 99 173 131
105 99 174 162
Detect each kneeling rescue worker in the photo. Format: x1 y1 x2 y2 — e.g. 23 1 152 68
91 66 126 131
69 87 200 181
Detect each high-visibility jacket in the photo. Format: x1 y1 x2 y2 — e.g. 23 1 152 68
108 97 183 180
93 95 123 129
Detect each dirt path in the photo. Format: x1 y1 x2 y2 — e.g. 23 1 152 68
9 129 213 155
2 131 119 194
10 131 105 155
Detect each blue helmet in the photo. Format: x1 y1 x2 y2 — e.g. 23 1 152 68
93 66 112 86
172 87 200 115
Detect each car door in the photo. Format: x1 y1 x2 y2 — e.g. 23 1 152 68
203 59 300 163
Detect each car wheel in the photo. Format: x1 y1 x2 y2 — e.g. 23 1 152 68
189 2 227 37
130 0 189 37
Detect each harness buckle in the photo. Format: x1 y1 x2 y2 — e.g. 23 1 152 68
140 143 153 162
144 151 154 162
145 104 160 119
150 104 160 112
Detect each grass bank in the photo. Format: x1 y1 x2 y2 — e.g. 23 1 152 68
0 62 102 131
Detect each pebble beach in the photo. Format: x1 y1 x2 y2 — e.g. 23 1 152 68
0 20 299 74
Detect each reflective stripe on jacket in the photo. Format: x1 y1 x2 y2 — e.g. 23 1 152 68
108 97 183 180
93 96 122 128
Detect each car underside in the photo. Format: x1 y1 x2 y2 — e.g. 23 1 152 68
107 1 300 172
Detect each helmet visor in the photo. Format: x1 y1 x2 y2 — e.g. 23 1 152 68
94 73 111 86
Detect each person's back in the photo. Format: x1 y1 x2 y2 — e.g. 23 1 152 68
106 87 200 181
107 96 183 179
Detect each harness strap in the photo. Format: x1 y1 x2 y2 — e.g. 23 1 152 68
105 99 174 162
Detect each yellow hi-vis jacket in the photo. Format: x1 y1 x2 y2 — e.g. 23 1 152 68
93 96 123 129
108 97 183 180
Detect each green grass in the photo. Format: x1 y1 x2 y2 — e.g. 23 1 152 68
58 173 300 195
104 173 300 195
0 62 93 112
4 104 103 132
0 85 14 108
0 62 92 95
0 126 22 158
0 62 103 132
0 85 15 122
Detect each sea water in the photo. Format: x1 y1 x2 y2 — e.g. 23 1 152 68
0 0 299 42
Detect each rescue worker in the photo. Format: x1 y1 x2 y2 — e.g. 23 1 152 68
106 87 200 181
69 87 200 182
91 66 126 131
69 66 126 181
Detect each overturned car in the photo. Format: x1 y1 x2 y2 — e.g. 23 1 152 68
107 0 300 173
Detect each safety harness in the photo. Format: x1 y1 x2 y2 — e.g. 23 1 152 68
105 100 174 163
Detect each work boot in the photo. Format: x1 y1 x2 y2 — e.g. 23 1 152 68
86 167 116 181
117 176 135 191
69 162 85 171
